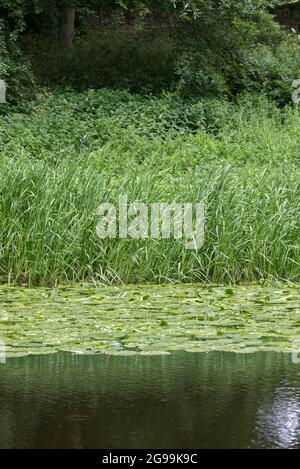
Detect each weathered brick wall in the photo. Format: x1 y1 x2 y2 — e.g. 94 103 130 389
89 5 300 35
88 11 171 36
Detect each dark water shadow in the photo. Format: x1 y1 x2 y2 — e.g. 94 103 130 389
0 351 299 448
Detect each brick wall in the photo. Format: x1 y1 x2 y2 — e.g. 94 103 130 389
89 5 300 35
88 11 171 37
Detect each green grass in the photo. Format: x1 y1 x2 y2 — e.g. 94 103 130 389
0 89 299 285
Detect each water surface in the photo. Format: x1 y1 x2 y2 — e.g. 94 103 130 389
0 351 299 449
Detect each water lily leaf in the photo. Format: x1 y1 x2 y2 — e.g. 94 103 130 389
0 283 299 356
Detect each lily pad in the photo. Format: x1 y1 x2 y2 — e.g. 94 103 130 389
0 283 299 356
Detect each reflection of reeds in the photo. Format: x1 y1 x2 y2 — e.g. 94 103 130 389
0 351 298 448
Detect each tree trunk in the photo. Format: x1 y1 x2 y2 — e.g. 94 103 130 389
59 4 75 52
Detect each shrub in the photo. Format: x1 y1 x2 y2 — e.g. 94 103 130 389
175 42 229 98
236 35 300 104
24 30 176 94
0 23 36 109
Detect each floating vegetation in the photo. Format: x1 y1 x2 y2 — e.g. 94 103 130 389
0 284 299 357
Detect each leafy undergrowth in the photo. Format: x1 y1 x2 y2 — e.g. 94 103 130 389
0 284 299 357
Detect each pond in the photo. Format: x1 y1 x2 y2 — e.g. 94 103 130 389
0 351 300 449
0 284 299 448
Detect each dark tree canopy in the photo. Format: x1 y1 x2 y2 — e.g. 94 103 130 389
0 1 299 104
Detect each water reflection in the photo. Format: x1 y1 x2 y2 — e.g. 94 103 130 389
256 387 300 448
0 352 299 448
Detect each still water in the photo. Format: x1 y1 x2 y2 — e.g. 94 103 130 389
0 351 300 449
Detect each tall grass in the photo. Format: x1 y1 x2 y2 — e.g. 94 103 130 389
0 90 299 285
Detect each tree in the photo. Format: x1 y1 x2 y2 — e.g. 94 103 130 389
59 2 76 52
0 0 295 102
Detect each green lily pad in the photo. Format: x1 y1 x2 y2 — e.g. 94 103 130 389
0 283 299 356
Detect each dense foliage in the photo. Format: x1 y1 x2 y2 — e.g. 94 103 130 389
0 2 299 285
0 90 299 285
0 1 299 101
